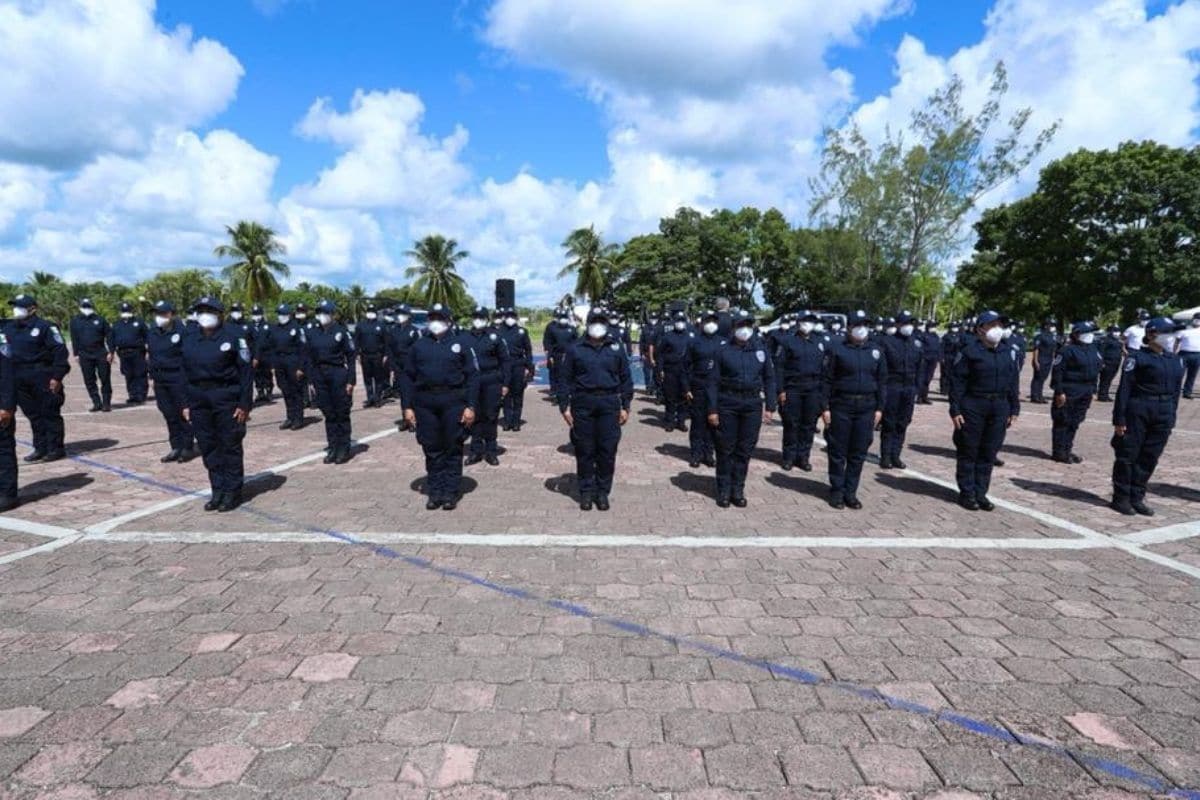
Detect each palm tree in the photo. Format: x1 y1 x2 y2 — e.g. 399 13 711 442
214 221 290 307
27 271 61 288
558 226 618 304
907 264 946 319
404 235 469 308
343 284 369 321
942 285 976 323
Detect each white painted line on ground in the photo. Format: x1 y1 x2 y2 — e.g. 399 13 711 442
1107 541 1200 581
1019 408 1200 437
0 534 83 566
1119 519 1200 546
90 530 1103 550
84 426 399 535
0 516 80 540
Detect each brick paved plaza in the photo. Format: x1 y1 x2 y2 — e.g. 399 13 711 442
1 360 1198 799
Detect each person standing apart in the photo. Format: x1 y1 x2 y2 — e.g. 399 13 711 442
1110 317 1185 516
69 299 113 413
0 331 18 511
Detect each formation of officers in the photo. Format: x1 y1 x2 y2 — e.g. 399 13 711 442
0 291 1194 518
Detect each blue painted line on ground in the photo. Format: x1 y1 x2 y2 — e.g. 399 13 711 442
23 440 1200 797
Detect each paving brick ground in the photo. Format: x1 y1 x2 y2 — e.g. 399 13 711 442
0 358 1197 798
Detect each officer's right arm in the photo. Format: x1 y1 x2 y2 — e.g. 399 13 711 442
705 352 720 417
556 347 574 412
69 319 80 358
0 353 15 423
1113 355 1135 431
948 350 968 419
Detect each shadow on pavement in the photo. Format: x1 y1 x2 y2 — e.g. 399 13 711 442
543 473 580 501
409 476 478 497
19 473 94 503
875 472 959 503
1148 483 1200 503
669 471 714 498
765 471 828 500
1009 477 1109 508
64 438 121 455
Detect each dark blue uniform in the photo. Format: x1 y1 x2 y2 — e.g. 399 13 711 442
401 332 480 505
497 324 534 429
824 340 885 504
304 323 356 455
558 337 634 501
683 329 724 464
706 339 776 504
880 332 923 466
949 338 1021 503
252 318 275 399
1111 349 1184 508
147 320 195 455
0 335 17 504
108 317 149 402
657 326 693 430
386 322 421 416
940 330 962 394
7 316 69 458
918 328 941 402
353 318 388 406
1050 340 1102 461
773 331 827 469
466 328 511 460
543 321 577 398
259 321 307 428
639 322 660 396
1030 330 1059 402
69 313 113 408
182 325 253 500
1097 332 1124 401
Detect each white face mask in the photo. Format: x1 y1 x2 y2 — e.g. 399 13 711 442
733 327 753 342
781 322 792 330
587 323 608 339
505 317 517 327
831 324 841 332
120 312 133 320
849 326 869 341
252 315 263 323
1155 333 1177 351
398 314 410 324
885 326 897 336
797 321 813 335
673 321 686 331
1079 333 1095 345
1192 320 1200 328
814 323 825 333
428 320 449 336
365 312 377 320
317 313 333 327
702 322 718 335
11 307 28 320
984 326 1004 344
154 315 171 328
79 307 94 316
1001 328 1013 339
230 312 243 321
472 318 488 330
295 313 307 321
198 312 219 330
899 324 914 337
278 315 291 325
1048 326 1056 333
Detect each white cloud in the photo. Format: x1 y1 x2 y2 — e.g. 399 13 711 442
0 164 54 236
0 0 243 168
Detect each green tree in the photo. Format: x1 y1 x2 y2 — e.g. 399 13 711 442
811 62 1057 308
213 221 290 308
342 284 369 321
559 225 619 304
405 234 469 309
133 269 225 314
906 264 946 320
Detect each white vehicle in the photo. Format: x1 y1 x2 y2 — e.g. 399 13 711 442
761 310 847 334
1172 305 1200 324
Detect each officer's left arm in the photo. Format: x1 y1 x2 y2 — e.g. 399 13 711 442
556 346 575 412
1008 352 1021 420
761 349 777 415
462 345 481 414
521 331 534 373
618 349 634 416
0 351 15 426
235 335 254 414
48 324 70 383
1113 354 1135 431
496 337 512 395
873 351 887 416
343 328 357 388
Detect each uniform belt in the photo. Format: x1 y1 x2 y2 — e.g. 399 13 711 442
316 361 345 369
576 388 618 396
118 347 142 355
1133 393 1175 400
833 392 874 401
785 381 821 390
967 392 1007 399
360 351 383 357
480 369 501 376
190 379 230 390
720 387 761 397
421 384 463 392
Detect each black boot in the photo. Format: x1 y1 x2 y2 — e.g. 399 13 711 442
160 450 181 463
204 493 223 512
23 451 46 463
334 446 351 465
89 401 102 413
217 492 242 512
178 448 197 462
42 450 65 463
595 495 610 511
279 420 294 430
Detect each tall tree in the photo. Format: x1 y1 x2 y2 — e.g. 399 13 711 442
405 234 469 309
214 221 290 307
342 284 369 321
906 264 946 319
559 225 619 304
133 269 225 314
811 62 1057 307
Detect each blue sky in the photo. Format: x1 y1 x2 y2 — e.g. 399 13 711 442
0 0 1197 304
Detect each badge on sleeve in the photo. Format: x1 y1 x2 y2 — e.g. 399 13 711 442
30 327 40 338
610 343 620 351
1124 358 1136 372
0 333 8 358
1052 355 1062 366
335 332 343 342
171 333 181 343
872 349 880 360
451 343 461 354
50 326 64 344
290 329 297 337
756 350 766 363
1011 350 1017 362
490 333 497 341
818 342 825 352
220 342 232 352
238 338 251 362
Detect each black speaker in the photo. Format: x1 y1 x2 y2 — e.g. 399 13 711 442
495 279 515 309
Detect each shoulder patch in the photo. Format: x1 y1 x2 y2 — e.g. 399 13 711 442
334 332 343 342
756 350 766 363
519 328 526 334
289 328 297 337
220 341 232 352
30 327 40 337
914 339 922 348
688 332 695 338
871 349 880 360
451 342 461 354
489 332 497 340
171 333 180 344
50 326 64 344
954 352 964 365
1011 349 1017 362
132 321 139 327
610 343 620 351
1124 358 1136 372
1052 354 1062 366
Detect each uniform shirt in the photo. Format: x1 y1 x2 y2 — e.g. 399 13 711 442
1050 341 1103 395
181 323 253 410
1010 332 1028 366
497 324 535 373
824 339 886 412
0 335 15 413
1099 333 1125 365
706 339 777 415
715 311 733 339
881 332 924 387
947 337 1021 419
259 322 306 366
772 332 826 393
108 317 148 352
302 323 356 383
1177 324 1200 354
1032 330 1059 363
1123 324 1145 352
543 322 577 358
69 314 112 358
228 319 257 352
557 337 634 412
386 322 421 362
466 328 511 376
682 331 725 395
353 319 388 356
5 316 69 379
657 327 693 366
400 332 481 409
147 320 187 376
921 330 942 361
941 331 963 359
1113 348 1185 427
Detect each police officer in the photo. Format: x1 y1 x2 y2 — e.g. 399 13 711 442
465 307 510 466
917 320 941 404
0 330 16 511
558 308 633 511
705 311 775 508
294 303 314 408
1096 324 1125 402
7 295 69 463
69 298 113 412
940 322 963 395
682 310 724 468
1049 321 1102 464
657 311 693 432
880 311 923 469
303 300 356 464
250 305 275 402
1010 321 1028 371
227 304 260 403
639 312 660 398
181 297 253 512
147 301 196 463
386 304 421 430
773 310 826 472
108 301 149 404
1178 313 1200 399
401 304 479 510
1029 319 1060 403
543 311 577 402
497 307 534 431
1124 309 1151 353
822 311 885 509
1110 316 1185 516
353 304 388 408
259 304 307 430
948 311 1020 511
